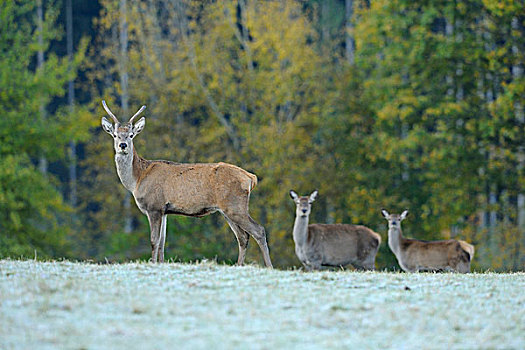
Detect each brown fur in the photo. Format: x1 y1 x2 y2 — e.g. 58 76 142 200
290 191 381 271
132 157 256 217
306 224 381 270
382 210 474 273
102 102 272 266
131 151 272 266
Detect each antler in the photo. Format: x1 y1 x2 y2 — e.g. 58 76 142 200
102 100 119 124
128 105 147 124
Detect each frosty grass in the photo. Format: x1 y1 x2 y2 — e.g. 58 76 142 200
0 260 523 349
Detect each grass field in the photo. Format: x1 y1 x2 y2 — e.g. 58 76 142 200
0 260 523 349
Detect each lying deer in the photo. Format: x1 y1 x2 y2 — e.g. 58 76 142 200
381 210 474 273
289 190 381 271
101 101 272 267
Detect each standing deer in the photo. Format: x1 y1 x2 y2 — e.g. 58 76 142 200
381 210 474 273
101 100 272 267
289 190 381 271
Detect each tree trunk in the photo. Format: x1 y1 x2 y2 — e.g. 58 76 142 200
446 12 462 234
174 0 240 151
345 0 355 65
66 0 77 207
37 0 47 175
325 200 335 224
120 0 129 115
321 0 330 45
119 0 132 233
512 17 525 229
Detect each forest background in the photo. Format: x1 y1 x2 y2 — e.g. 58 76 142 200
1 0 523 271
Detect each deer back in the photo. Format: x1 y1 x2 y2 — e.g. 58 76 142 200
133 161 256 215
402 239 471 269
307 224 381 265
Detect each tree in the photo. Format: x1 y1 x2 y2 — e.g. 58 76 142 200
0 0 88 258
346 0 524 270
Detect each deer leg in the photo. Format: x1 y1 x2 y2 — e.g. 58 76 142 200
226 212 273 268
147 211 163 263
156 214 167 263
223 216 250 265
246 217 272 268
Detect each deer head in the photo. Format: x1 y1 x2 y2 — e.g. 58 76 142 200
101 100 146 155
381 209 409 229
289 190 318 217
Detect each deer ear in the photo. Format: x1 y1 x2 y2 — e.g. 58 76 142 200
101 117 114 135
132 117 145 136
400 210 409 220
309 190 318 203
381 209 389 218
289 190 299 200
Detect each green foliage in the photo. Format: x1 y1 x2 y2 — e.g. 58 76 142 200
348 0 524 270
74 0 523 271
1 0 523 271
0 154 71 258
0 0 88 258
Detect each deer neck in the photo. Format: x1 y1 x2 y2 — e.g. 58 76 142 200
293 214 309 248
388 226 405 257
115 147 144 192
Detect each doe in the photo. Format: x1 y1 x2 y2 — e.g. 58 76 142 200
289 190 381 271
381 209 474 273
101 101 272 267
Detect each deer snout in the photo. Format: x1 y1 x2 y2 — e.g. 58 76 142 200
301 208 308 214
119 143 127 150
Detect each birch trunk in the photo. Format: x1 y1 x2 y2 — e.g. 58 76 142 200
66 0 77 206
37 0 47 175
345 0 355 65
512 17 525 229
120 0 132 233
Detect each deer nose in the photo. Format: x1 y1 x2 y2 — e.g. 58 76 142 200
392 221 397 225
119 143 127 149
302 209 308 214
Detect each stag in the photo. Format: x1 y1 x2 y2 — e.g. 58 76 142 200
101 101 272 267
